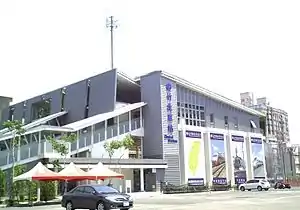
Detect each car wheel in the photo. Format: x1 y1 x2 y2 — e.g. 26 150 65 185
240 186 245 191
66 201 74 210
257 186 262 191
97 202 106 210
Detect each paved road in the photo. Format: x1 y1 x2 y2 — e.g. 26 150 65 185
4 188 300 210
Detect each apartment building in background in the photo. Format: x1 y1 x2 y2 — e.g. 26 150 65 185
240 92 291 180
0 96 12 123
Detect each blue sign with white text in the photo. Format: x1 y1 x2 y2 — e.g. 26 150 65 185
210 133 224 141
251 137 262 144
186 130 201 138
188 178 204 186
231 135 244 142
164 83 177 143
212 177 227 185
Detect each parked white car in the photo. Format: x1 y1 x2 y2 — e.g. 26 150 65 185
239 179 270 191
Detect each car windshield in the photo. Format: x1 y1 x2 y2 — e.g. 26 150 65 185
93 186 119 193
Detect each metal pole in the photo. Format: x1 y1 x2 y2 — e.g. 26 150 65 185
106 16 118 70
110 16 114 70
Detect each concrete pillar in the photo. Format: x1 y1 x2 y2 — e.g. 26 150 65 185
245 135 253 180
128 111 132 131
37 182 41 202
140 168 144 192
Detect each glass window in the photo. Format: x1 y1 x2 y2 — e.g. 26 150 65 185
185 119 189 125
201 121 206 127
196 121 200 126
210 114 214 123
200 106 205 111
193 120 196 126
196 111 200 119
233 117 238 129
200 112 205 120
72 186 84 193
93 186 119 193
224 116 228 125
84 186 95 194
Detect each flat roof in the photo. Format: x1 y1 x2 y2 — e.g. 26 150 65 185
48 157 167 166
136 71 264 117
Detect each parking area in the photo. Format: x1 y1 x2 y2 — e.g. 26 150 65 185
4 188 300 210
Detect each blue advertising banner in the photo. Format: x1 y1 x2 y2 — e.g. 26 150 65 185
210 133 227 185
164 83 177 144
187 178 204 186
251 137 265 178
186 130 201 138
231 135 247 184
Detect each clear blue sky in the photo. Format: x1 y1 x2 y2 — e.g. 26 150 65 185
0 0 299 143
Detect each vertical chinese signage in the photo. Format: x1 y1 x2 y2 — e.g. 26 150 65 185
251 137 265 178
210 133 227 185
231 135 247 184
164 83 177 143
185 130 205 186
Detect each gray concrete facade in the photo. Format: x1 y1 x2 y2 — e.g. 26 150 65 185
0 69 117 127
140 71 262 185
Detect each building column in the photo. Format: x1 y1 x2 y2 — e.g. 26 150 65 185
117 115 120 136
128 111 132 131
38 131 41 155
140 168 144 192
104 120 107 139
139 107 143 127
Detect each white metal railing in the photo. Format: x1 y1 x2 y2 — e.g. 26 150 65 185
0 117 142 167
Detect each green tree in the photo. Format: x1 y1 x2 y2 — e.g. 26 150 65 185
0 169 5 198
46 133 77 193
40 181 56 202
2 120 26 205
13 164 26 203
103 135 134 184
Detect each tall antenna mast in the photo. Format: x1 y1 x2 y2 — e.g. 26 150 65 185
106 16 118 70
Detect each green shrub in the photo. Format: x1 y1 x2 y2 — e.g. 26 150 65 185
0 169 5 197
40 181 56 202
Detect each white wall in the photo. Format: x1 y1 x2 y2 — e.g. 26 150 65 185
90 133 130 159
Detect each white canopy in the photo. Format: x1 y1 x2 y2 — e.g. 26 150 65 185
13 162 60 182
58 162 93 180
88 162 124 180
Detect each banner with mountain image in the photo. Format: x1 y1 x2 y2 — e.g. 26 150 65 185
251 137 266 178
210 133 227 185
231 135 247 184
184 131 205 186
